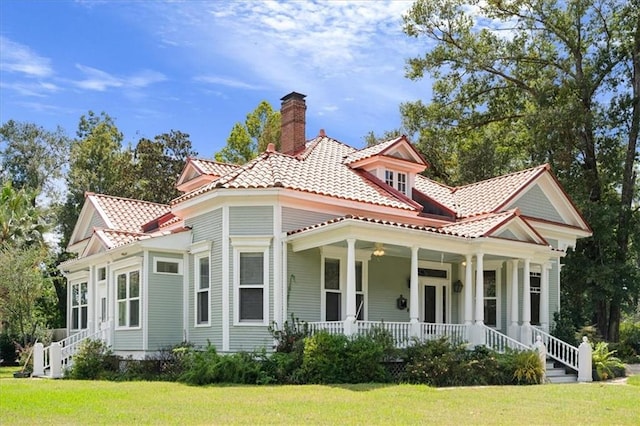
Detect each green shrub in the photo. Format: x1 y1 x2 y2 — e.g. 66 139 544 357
66 339 114 380
269 314 310 353
261 349 304 384
0 333 18 366
617 320 640 363
402 338 473 387
344 334 390 383
301 332 349 384
551 311 578 346
592 341 626 381
509 350 544 385
178 343 264 385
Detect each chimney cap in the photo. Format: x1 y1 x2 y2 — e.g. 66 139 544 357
280 91 307 102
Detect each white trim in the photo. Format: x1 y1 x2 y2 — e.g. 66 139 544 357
153 257 184 275
475 261 502 329
232 245 270 326
189 240 211 255
182 252 189 342
194 251 211 327
273 205 282 328
419 277 450 323
114 267 142 330
142 250 149 351
113 256 143 272
222 206 230 350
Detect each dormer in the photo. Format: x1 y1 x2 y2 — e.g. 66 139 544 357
176 158 239 193
344 136 428 197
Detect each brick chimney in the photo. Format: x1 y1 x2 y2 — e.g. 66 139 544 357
280 92 306 155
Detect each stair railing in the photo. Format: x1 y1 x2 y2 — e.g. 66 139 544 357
529 327 578 371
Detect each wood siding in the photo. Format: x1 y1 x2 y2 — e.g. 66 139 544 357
513 184 564 223
281 207 336 232
147 251 184 350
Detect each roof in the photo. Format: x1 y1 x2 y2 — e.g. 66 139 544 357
189 158 239 177
173 136 419 211
89 193 170 232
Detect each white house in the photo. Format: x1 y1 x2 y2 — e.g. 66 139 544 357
34 92 592 380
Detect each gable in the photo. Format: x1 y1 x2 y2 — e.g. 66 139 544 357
510 184 564 223
82 210 108 240
488 215 547 245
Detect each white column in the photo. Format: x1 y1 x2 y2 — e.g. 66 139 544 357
474 253 484 324
521 258 532 345
32 342 44 377
410 246 420 338
508 259 520 340
540 262 550 332
464 254 473 325
344 238 357 335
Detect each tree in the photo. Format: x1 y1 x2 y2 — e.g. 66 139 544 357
363 129 403 147
215 101 280 164
0 181 47 247
130 130 198 204
402 0 639 340
0 120 70 199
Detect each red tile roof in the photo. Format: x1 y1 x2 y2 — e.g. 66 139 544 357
89 193 170 233
190 158 239 177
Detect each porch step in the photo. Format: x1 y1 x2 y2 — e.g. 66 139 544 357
545 362 577 384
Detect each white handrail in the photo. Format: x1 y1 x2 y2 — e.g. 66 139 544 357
530 327 579 370
482 324 530 352
420 323 467 345
356 321 412 348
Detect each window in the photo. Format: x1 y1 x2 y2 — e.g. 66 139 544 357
324 258 341 321
239 253 265 321
117 270 140 328
530 273 541 326
483 271 497 327
195 254 210 326
385 170 408 194
71 282 88 330
385 170 394 187
397 173 407 193
97 267 106 281
100 297 107 323
155 258 182 275
355 261 364 321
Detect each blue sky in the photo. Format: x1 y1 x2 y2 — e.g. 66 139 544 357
0 0 430 158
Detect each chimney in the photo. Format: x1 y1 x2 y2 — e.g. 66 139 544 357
280 92 306 155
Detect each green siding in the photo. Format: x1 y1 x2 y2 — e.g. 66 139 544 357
147 252 184 350
513 184 564 223
83 211 107 240
229 206 273 235
186 209 223 349
368 256 411 322
496 229 518 241
287 247 322 322
113 329 143 350
282 207 336 233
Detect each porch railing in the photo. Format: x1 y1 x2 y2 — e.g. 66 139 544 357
308 321 345 335
530 327 579 371
482 324 529 352
420 323 467 345
356 321 411 348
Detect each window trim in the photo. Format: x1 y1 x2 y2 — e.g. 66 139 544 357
194 252 211 327
231 236 271 326
115 268 142 330
70 281 89 331
320 246 369 322
154 257 183 275
384 168 408 195
477 261 502 329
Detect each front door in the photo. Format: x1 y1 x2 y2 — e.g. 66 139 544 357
423 281 447 323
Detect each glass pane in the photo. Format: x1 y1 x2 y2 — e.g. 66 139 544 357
531 293 540 326
355 262 362 292
81 306 88 329
326 292 341 321
356 294 364 321
72 308 79 329
240 288 263 320
101 298 107 322
484 299 497 326
72 284 79 306
117 274 127 300
98 267 106 281
199 257 209 289
157 261 179 274
197 291 209 324
118 301 126 326
129 300 139 327
130 271 140 298
418 268 447 279
530 275 541 289
484 271 496 297
240 253 263 286
80 283 88 305
385 170 393 186
324 259 340 290
424 286 436 323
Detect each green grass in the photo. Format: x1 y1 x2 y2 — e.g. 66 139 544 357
1 372 639 425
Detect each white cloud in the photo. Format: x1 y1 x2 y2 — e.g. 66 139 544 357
73 64 166 91
0 36 53 78
194 75 264 90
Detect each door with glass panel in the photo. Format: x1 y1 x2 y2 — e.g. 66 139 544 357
422 280 447 323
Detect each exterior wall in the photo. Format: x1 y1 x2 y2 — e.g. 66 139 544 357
147 251 184 351
186 208 223 349
287 246 322 322
228 205 274 352
281 206 336 232
368 256 411 322
111 254 143 352
83 211 107 240
496 229 518 240
513 184 564 223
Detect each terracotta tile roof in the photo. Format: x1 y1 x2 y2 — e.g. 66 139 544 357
90 194 170 233
413 165 549 218
190 158 239 177
173 137 419 211
343 137 403 164
95 229 145 248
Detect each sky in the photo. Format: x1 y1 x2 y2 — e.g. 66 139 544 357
0 0 431 158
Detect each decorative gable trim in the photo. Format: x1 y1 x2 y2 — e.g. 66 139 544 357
68 192 111 248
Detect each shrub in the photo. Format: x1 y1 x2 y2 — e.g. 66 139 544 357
66 339 114 380
0 333 18 366
402 338 473 387
178 343 264 385
509 350 544 385
617 320 640 363
344 334 389 383
301 332 349 384
269 314 310 353
551 311 578 346
592 341 626 381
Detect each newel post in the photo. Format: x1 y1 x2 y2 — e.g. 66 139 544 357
32 342 44 377
533 335 546 381
49 341 63 379
578 336 593 382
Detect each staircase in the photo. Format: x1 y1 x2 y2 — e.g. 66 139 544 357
545 360 578 383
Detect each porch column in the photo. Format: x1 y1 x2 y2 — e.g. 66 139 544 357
409 246 420 338
463 254 473 325
474 253 484 325
508 259 520 340
344 238 357 335
521 258 532 344
540 262 550 332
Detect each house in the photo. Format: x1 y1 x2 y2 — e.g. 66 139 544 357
35 92 592 379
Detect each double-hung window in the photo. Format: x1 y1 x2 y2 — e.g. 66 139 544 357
71 282 88 330
385 169 408 194
321 248 368 322
483 270 497 327
117 270 140 328
324 258 341 321
232 237 271 326
195 254 210 326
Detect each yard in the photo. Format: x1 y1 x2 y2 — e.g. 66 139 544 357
1 367 639 424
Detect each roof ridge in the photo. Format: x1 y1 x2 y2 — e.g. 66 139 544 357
91 193 169 208
452 164 548 192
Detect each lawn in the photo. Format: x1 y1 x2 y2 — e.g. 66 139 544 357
1 367 639 425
